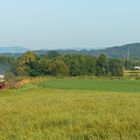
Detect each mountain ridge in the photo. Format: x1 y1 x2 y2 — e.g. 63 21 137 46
0 43 140 59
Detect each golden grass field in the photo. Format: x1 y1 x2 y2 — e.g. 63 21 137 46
0 78 140 140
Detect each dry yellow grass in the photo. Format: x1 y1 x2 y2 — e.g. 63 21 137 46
0 84 140 140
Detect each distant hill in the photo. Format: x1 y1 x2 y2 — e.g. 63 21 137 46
0 46 28 54
88 43 140 59
33 50 48 55
1 43 140 59
56 43 140 59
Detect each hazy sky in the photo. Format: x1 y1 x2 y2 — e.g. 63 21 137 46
0 0 140 50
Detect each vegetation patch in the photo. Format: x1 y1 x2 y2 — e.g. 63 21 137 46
0 85 139 140
36 78 140 93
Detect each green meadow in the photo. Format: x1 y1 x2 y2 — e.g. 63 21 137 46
37 78 140 93
0 78 140 140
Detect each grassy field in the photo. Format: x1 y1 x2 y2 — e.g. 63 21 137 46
0 78 140 140
37 78 140 93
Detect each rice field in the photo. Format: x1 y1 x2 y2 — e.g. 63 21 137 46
0 78 140 140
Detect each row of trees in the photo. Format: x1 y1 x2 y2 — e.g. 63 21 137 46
15 51 124 77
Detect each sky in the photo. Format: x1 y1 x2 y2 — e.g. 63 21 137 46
0 0 140 50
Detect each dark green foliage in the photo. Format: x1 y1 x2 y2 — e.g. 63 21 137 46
109 59 124 76
69 60 80 76
48 58 69 76
64 54 96 76
95 54 109 76
29 61 42 76
47 51 60 59
1 51 126 77
86 56 97 75
65 55 81 76
38 57 50 75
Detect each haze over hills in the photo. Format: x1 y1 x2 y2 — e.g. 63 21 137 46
0 43 140 59
88 43 140 59
0 46 28 54
57 43 140 59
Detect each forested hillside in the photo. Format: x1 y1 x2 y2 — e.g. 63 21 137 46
1 43 140 59
89 43 140 59
56 43 140 59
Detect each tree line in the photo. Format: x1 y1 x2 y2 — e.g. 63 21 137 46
11 51 123 77
0 51 125 77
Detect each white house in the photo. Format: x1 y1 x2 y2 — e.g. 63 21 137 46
134 66 140 70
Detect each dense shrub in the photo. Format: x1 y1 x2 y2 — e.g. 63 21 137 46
109 59 124 76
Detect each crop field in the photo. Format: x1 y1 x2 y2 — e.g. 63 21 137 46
124 70 140 77
0 78 140 140
37 78 140 93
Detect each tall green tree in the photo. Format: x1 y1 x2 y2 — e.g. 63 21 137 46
109 59 124 76
39 57 50 75
16 51 36 75
64 55 80 76
48 59 69 76
95 54 109 76
85 56 96 75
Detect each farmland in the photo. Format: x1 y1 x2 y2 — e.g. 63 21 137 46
0 78 140 140
36 78 140 93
